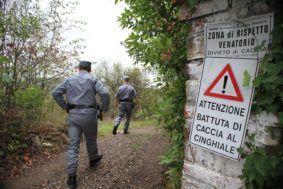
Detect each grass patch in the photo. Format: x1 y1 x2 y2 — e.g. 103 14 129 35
98 119 157 136
44 104 157 137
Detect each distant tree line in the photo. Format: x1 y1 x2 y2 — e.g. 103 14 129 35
93 61 161 119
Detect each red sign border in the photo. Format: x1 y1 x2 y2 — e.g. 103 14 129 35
204 64 244 102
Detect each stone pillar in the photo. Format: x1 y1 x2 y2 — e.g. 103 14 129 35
181 0 280 188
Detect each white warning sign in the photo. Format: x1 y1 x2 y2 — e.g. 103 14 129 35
189 57 259 160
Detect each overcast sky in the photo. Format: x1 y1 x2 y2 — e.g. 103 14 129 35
71 0 133 66
40 0 133 67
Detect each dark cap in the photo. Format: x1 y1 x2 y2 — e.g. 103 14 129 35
122 75 130 80
79 61 91 68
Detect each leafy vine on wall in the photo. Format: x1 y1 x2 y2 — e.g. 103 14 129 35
115 0 189 187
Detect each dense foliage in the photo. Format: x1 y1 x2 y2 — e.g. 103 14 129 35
116 0 188 187
0 0 83 175
240 13 283 189
0 0 83 123
240 133 283 189
253 19 283 121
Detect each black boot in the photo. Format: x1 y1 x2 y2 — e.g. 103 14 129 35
112 126 117 135
67 175 76 189
89 154 103 168
124 130 130 134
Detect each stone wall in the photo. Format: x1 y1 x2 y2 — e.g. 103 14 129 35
181 0 281 188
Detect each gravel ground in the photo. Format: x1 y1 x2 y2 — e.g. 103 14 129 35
2 126 169 189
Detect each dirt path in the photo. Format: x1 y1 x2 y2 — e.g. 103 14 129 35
2 126 169 189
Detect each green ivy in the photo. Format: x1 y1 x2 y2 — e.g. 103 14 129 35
239 134 283 189
159 76 187 188
15 86 45 122
241 15 283 189
252 19 283 122
116 0 188 187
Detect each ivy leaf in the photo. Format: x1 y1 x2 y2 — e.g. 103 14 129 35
253 75 262 87
243 70 251 87
263 53 275 61
254 45 262 52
